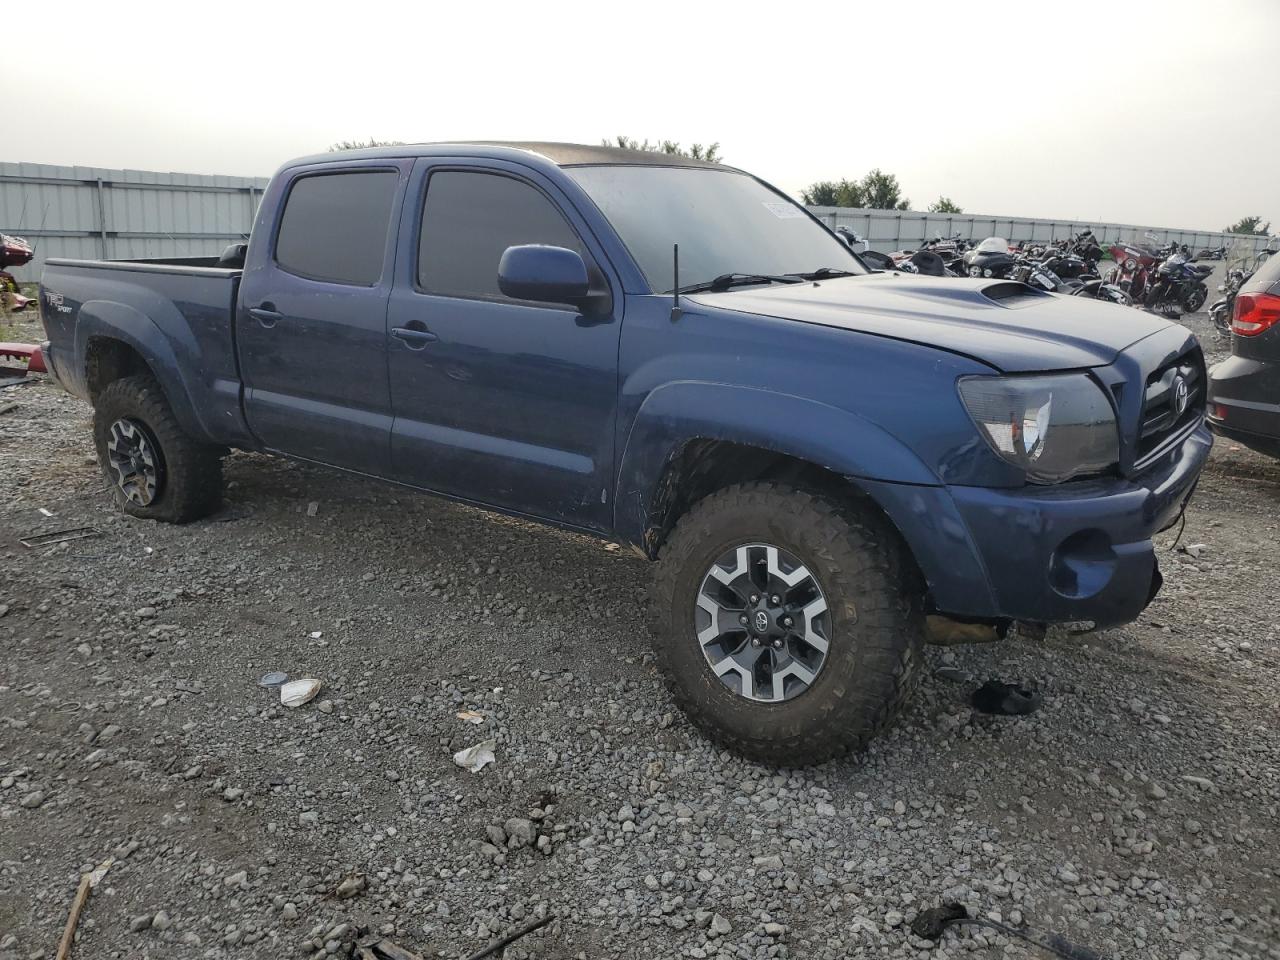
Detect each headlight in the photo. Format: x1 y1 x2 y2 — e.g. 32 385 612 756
1124 258 1137 271
957 374 1119 483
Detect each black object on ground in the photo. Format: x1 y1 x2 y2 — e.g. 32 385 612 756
971 680 1042 716
463 914 555 960
910 901 1106 959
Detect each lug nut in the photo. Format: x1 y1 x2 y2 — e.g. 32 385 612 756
739 613 748 625
751 637 762 647
771 638 784 650
770 594 780 605
749 594 759 604
783 616 794 628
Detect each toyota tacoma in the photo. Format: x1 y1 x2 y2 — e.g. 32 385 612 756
38 142 1211 764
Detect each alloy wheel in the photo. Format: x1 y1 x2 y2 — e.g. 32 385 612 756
106 417 164 506
694 543 831 702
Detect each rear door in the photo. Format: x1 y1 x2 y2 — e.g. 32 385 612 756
237 161 408 473
384 158 622 531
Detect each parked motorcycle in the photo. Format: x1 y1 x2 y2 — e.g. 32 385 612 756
1039 247 1097 281
1208 267 1248 339
1195 245 1227 261
1105 239 1163 301
960 237 1018 279
1067 229 1105 265
0 234 34 313
836 227 898 271
1011 259 1132 305
1142 252 1213 317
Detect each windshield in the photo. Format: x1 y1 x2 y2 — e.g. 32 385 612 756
565 165 866 293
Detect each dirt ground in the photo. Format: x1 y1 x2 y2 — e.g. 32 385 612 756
0 269 1278 960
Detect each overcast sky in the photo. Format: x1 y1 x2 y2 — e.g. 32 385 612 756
15 0 1279 232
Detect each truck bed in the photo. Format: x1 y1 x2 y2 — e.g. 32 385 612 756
38 256 253 448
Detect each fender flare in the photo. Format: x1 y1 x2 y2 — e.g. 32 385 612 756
614 380 940 549
74 299 210 441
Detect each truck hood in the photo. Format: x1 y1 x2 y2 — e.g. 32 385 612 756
689 273 1174 372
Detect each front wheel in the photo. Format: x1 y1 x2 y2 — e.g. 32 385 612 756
1182 282 1208 313
92 375 224 523
649 483 924 766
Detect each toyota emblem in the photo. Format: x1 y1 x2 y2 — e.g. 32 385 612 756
1173 376 1190 415
754 610 770 633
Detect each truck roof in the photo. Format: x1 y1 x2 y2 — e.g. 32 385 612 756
284 141 728 172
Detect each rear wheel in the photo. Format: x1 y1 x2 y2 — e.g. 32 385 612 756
650 482 924 765
92 375 224 523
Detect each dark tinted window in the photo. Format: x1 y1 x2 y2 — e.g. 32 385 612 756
1245 247 1280 292
418 171 583 300
276 171 398 285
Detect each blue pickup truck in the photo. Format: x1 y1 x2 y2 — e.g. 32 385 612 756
38 142 1211 764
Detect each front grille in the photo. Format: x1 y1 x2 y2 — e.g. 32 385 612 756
1135 347 1205 464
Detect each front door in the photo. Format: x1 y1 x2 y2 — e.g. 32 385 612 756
385 159 621 531
237 161 407 473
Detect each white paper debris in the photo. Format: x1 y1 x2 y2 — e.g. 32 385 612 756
280 678 322 707
452 739 496 773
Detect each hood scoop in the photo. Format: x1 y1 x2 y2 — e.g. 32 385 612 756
981 281 1048 306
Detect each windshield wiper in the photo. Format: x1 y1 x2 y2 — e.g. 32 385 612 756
785 267 859 280
674 273 804 295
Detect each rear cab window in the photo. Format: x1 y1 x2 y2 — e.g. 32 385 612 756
417 170 585 303
1246 249 1280 294
275 170 398 285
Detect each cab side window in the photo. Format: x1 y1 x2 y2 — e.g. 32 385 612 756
276 171 398 285
418 171 584 301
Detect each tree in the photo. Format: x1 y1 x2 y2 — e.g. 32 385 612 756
1225 216 1271 236
858 169 909 211
603 136 722 163
928 196 963 214
801 170 910 209
328 138 405 151
802 179 861 207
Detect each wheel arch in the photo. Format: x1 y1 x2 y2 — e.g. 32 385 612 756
85 336 155 402
615 382 939 556
615 383 1001 616
75 301 210 442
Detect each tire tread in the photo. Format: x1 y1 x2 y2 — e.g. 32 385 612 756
649 481 923 765
93 375 223 523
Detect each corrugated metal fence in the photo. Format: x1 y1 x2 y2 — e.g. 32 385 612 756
0 161 268 281
2 160 1274 281
807 205 1276 262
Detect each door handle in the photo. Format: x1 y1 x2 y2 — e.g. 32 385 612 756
391 324 438 349
249 305 283 328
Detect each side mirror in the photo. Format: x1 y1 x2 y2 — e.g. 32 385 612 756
498 244 591 306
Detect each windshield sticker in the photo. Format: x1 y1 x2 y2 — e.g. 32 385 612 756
762 202 806 219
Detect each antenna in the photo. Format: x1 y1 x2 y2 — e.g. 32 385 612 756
669 243 683 323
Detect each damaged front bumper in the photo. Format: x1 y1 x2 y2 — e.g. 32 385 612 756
863 421 1212 629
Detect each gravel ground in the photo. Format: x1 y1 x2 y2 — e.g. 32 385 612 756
1 269 1278 960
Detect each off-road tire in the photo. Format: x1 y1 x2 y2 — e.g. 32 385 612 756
92 375 224 523
650 482 924 766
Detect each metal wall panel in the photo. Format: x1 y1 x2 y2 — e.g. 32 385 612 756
2 159 1273 282
1 161 267 281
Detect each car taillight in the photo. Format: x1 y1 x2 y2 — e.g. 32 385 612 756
1232 292 1280 337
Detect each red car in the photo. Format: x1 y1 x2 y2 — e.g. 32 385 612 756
1 233 34 312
